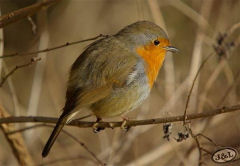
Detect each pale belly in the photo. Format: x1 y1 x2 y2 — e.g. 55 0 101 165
91 79 150 118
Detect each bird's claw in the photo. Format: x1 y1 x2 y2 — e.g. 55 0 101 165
92 117 105 133
92 123 105 133
120 118 130 131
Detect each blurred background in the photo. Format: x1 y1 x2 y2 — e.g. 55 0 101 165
0 0 240 165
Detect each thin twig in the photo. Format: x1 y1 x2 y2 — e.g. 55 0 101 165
195 133 218 147
183 53 214 125
63 131 106 166
7 123 50 135
184 0 214 115
8 123 105 166
125 140 181 166
198 24 240 112
196 22 240 129
188 128 203 166
0 34 107 59
0 0 60 28
0 105 239 129
201 148 212 156
194 138 203 166
110 102 151 164
0 57 41 87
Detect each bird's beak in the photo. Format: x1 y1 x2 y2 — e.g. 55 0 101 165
164 46 179 53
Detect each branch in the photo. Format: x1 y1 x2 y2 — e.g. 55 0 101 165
8 124 105 166
0 34 107 59
63 130 105 166
0 34 107 87
183 22 240 124
0 0 60 28
0 105 34 165
183 53 214 124
0 57 41 87
0 105 239 128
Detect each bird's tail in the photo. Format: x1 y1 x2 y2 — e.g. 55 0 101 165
42 114 67 157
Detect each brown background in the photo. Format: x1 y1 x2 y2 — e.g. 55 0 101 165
0 0 240 165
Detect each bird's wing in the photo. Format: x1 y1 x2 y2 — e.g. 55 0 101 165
63 36 139 114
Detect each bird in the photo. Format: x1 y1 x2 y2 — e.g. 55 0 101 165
42 20 178 157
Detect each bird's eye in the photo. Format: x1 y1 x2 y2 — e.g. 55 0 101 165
154 40 160 46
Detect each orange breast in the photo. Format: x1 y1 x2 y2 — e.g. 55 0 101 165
136 38 169 88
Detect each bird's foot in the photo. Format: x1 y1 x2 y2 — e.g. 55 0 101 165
120 116 130 131
92 117 105 133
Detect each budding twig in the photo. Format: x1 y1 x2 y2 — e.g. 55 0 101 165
0 57 41 87
0 34 107 59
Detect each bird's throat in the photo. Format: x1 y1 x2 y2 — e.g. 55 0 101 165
136 44 167 88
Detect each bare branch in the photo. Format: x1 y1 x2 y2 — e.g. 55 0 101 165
63 131 106 166
8 123 105 166
0 34 107 59
7 123 49 135
0 57 41 87
183 53 214 125
190 130 203 166
0 105 239 129
195 133 219 147
0 0 60 28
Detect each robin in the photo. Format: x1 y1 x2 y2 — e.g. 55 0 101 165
42 20 178 157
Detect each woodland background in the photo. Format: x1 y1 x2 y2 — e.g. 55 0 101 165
0 0 240 166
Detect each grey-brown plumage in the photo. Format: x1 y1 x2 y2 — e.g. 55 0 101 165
42 21 176 157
